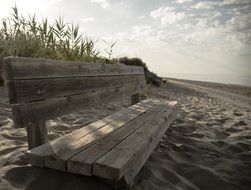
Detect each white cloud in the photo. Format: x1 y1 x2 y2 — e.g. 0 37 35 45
49 0 62 5
91 0 110 8
150 7 176 19
176 0 193 4
193 0 251 10
82 17 95 22
193 1 220 9
213 12 222 18
130 25 154 42
227 4 251 14
193 11 222 29
149 2 250 52
150 7 185 26
225 12 251 45
221 0 251 5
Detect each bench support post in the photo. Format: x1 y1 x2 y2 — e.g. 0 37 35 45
131 93 140 105
26 121 48 149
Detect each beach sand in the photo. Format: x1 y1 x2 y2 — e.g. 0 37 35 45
0 79 250 190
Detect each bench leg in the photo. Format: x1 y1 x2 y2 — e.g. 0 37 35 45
131 93 140 105
26 121 48 149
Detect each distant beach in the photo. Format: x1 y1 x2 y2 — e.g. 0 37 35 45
162 73 251 87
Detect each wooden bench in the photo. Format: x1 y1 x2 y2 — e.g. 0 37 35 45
3 56 177 187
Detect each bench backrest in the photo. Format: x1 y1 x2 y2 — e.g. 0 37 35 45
3 57 146 128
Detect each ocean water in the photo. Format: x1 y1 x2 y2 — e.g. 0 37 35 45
162 73 251 87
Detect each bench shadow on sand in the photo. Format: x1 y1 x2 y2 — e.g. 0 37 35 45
4 166 112 190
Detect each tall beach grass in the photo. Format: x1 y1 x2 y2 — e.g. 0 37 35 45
0 6 161 86
0 6 102 61
0 6 105 84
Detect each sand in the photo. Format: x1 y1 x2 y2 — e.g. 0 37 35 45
0 79 251 190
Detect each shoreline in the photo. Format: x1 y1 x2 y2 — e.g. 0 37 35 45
162 74 251 88
164 77 251 97
166 79 251 110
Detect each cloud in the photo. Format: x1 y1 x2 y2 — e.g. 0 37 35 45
176 0 193 4
150 7 176 19
130 25 154 42
82 17 95 22
221 0 251 5
150 7 185 26
193 0 251 10
91 0 110 8
193 11 222 28
225 12 251 45
139 15 145 19
49 0 62 5
149 1 251 49
103 0 251 76
192 1 220 9
227 13 251 32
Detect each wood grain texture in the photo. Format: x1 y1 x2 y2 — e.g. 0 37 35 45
26 99 155 167
67 101 163 176
12 83 146 128
4 56 177 186
92 101 177 181
26 121 48 149
131 93 140 105
3 56 144 80
122 104 177 185
9 75 145 103
44 100 157 171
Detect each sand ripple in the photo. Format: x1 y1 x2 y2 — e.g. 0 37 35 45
132 82 251 190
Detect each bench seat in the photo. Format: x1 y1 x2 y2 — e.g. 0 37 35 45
26 99 177 185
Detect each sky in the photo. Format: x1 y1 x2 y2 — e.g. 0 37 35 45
0 0 251 85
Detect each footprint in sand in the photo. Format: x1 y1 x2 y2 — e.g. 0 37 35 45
1 131 27 142
183 132 205 138
233 120 247 127
47 121 72 131
225 127 241 133
211 140 228 148
214 130 229 139
233 112 243 116
173 118 184 124
217 118 230 124
223 144 244 154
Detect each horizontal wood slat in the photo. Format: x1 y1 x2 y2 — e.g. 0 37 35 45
3 56 144 80
67 102 164 176
44 101 157 171
26 99 157 168
12 83 146 128
8 75 145 104
25 100 177 185
93 101 177 182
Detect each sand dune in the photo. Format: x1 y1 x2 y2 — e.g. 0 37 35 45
0 80 251 190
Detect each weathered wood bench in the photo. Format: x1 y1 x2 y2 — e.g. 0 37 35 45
3 56 177 188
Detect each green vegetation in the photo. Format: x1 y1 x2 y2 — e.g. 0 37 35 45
0 6 162 87
0 6 101 61
0 6 102 85
119 57 162 87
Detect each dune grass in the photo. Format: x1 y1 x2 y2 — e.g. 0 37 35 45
0 6 161 86
0 6 107 84
0 6 101 62
119 57 162 86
